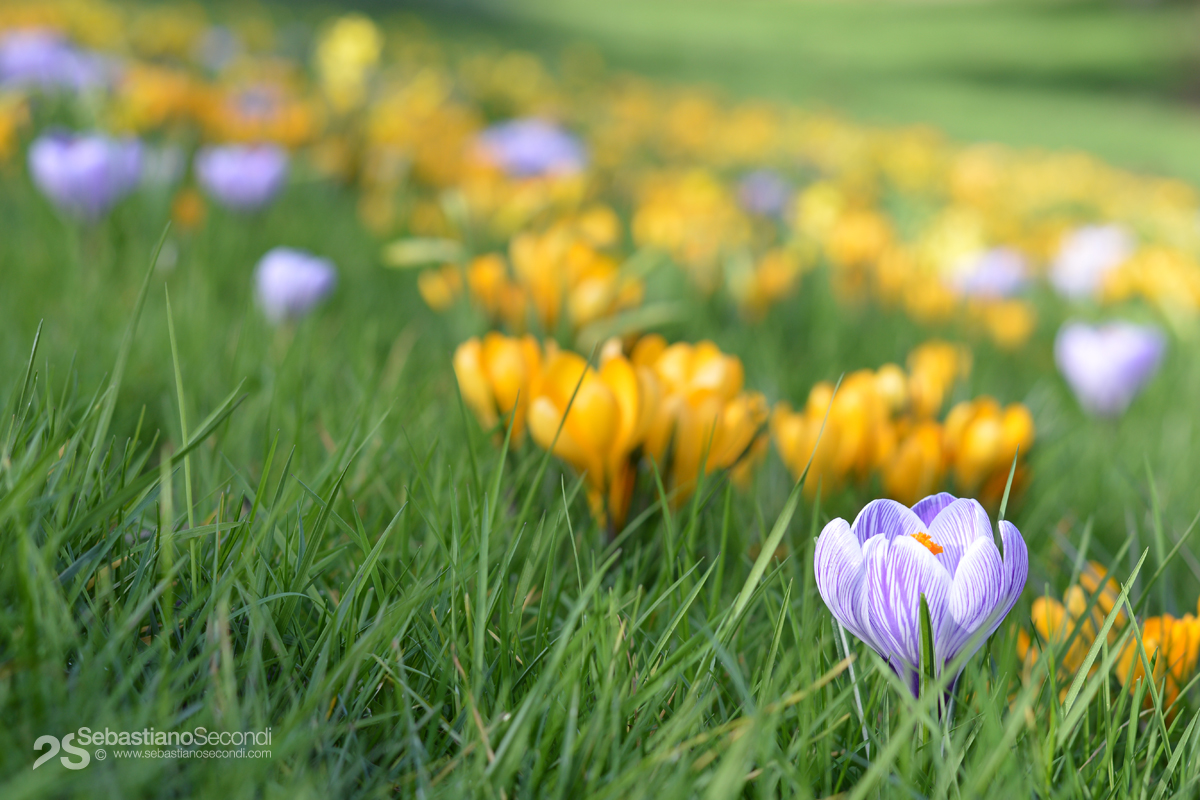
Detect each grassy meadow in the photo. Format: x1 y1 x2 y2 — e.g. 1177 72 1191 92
2 1 1200 799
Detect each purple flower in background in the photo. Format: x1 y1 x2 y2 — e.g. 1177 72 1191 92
28 131 142 220
814 494 1027 696
950 247 1028 298
254 247 336 322
1054 321 1165 417
194 144 289 211
1051 225 1134 301
474 118 586 177
737 169 791 216
0 29 111 91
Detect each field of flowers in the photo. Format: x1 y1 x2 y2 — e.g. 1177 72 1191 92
3 1 1200 798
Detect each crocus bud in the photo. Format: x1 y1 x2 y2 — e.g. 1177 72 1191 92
950 246 1028 298
1 29 110 92
417 264 463 311
466 254 510 316
453 333 542 444
314 15 382 113
474 118 586 178
737 169 790 217
1054 321 1165 418
195 143 289 211
1050 225 1133 300
28 131 142 220
254 247 336 322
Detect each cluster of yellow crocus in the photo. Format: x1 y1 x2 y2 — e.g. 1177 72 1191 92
628 335 770 499
1018 563 1200 715
1101 246 1200 319
942 397 1036 506
787 185 1040 349
1016 562 1126 694
417 208 643 336
631 170 751 292
452 333 767 528
1117 611 1200 714
772 341 1033 506
191 71 320 148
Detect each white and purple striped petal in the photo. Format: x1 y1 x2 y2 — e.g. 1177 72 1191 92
850 499 925 546
813 519 874 649
864 535 952 674
927 497 990 575
911 492 956 526
812 492 1029 697
944 536 1005 659
996 520 1029 629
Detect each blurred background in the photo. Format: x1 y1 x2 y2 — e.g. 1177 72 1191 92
387 0 1200 179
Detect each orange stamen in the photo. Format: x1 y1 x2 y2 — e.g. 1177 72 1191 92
911 531 944 555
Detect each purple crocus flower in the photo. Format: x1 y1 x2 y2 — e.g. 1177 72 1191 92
814 494 1028 696
0 29 111 91
254 247 336 322
1050 225 1134 301
737 169 791 217
194 144 289 211
950 247 1028 298
474 118 586 177
28 131 142 220
1054 321 1165 417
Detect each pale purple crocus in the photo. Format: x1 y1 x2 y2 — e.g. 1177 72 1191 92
194 144 289 211
254 247 336 322
1054 321 1165 417
0 29 112 91
814 494 1028 697
28 131 142 220
1050 225 1134 301
950 247 1028 298
474 118 586 177
737 169 791 217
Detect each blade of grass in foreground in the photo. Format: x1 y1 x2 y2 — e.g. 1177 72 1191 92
84 223 170 487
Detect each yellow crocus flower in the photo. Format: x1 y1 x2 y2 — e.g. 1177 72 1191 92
453 333 542 445
315 15 384 113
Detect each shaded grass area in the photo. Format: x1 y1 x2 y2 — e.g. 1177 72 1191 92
390 0 1200 182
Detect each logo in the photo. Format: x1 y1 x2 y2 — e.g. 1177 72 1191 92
32 727 273 769
33 733 90 770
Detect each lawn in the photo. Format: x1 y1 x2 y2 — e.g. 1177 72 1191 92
410 0 1200 181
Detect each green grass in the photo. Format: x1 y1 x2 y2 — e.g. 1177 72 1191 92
4 1 1200 797
403 0 1200 182
1 169 1200 797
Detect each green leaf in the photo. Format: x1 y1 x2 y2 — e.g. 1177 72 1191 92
380 237 464 267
